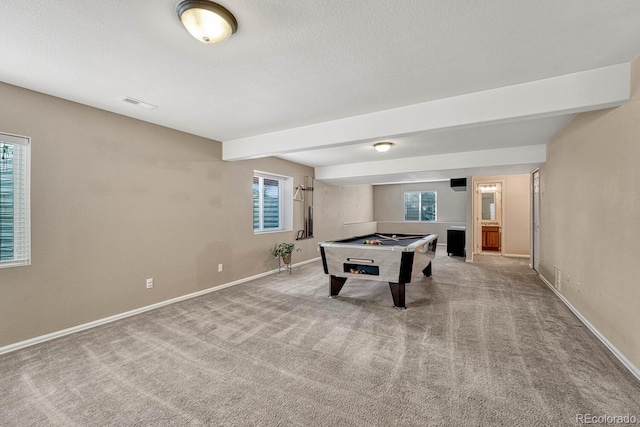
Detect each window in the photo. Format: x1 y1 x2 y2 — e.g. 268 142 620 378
0 132 30 268
253 171 292 233
404 191 436 221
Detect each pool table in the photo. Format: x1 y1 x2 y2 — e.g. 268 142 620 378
318 233 438 309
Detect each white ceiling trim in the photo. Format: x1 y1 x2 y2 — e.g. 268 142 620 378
222 63 630 161
315 145 547 183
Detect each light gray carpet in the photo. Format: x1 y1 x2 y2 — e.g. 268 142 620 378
1 250 639 426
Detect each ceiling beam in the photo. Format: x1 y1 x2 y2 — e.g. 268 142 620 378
315 145 546 183
222 63 630 161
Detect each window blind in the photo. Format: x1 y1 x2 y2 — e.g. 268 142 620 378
253 173 284 232
404 192 420 221
0 133 30 268
262 178 280 230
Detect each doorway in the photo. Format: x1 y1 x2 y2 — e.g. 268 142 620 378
474 182 503 254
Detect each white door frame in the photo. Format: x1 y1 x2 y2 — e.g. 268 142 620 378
473 180 504 255
531 169 541 271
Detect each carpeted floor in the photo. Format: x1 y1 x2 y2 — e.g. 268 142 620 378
1 249 639 426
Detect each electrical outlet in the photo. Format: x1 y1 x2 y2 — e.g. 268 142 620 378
555 267 561 290
566 274 571 287
218 264 223 273
146 278 153 289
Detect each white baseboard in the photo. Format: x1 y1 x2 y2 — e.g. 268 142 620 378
539 274 640 381
503 253 530 258
0 257 321 356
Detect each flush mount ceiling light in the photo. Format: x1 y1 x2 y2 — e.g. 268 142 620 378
374 142 393 153
177 0 238 44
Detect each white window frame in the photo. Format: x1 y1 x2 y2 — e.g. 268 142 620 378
253 171 293 234
0 132 31 269
404 191 437 222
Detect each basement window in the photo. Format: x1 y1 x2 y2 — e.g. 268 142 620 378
253 171 293 233
404 191 437 222
0 132 31 268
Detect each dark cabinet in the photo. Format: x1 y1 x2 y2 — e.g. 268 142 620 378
447 227 465 257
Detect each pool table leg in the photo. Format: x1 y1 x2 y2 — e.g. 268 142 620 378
388 282 406 309
422 262 432 277
330 275 348 298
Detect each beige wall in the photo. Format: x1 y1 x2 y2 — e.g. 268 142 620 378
472 175 531 256
373 181 466 242
0 82 364 347
314 183 376 240
539 56 640 370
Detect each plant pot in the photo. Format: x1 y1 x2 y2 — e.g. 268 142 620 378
282 253 291 265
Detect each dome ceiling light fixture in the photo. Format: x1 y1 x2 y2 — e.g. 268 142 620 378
374 142 394 153
177 0 238 44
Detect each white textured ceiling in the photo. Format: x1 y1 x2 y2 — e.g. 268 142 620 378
1 1 640 183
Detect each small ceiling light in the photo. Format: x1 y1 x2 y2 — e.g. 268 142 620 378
374 142 393 153
177 1 238 44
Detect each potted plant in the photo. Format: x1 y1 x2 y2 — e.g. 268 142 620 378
271 242 299 265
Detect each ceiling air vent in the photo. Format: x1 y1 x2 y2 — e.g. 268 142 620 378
118 96 158 110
